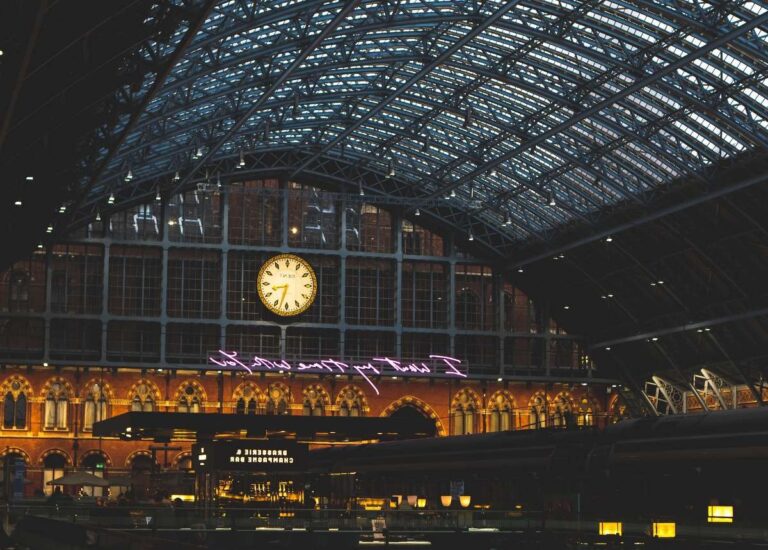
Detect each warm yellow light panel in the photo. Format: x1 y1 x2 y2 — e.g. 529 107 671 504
708 505 734 523
598 522 622 536
652 522 676 538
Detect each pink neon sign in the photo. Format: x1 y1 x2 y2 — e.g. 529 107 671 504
208 351 467 395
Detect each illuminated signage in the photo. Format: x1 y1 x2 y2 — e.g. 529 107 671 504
208 352 467 395
193 440 308 472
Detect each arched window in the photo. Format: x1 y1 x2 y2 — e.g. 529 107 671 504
266 384 290 416
82 382 109 431
177 383 203 413
81 452 108 497
578 397 599 427
44 382 68 430
2 377 29 429
302 386 328 416
233 383 261 415
42 452 67 496
451 390 479 435
552 394 573 428
488 393 515 432
529 395 547 429
130 382 156 412
336 386 365 417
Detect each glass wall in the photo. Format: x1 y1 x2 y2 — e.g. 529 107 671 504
0 179 589 377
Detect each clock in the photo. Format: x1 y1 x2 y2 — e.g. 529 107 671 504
257 254 317 316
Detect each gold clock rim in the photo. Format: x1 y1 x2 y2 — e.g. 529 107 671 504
256 253 318 317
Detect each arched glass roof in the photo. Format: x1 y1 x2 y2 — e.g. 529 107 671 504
71 0 768 248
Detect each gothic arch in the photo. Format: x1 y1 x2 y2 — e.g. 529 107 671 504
335 385 369 416
39 448 72 466
527 391 550 429
380 395 446 437
576 395 600 427
174 379 207 403
232 381 265 413
487 390 517 432
128 379 161 402
450 388 481 435
551 391 576 427
0 375 33 397
302 384 330 416
79 378 114 400
450 387 482 409
266 381 291 415
40 376 74 398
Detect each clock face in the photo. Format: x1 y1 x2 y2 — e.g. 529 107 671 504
257 254 317 317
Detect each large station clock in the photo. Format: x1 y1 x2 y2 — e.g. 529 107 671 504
257 254 317 316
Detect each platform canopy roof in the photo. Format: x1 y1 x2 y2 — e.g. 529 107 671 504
2 0 768 391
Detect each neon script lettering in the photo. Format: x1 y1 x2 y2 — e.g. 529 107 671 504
208 352 467 395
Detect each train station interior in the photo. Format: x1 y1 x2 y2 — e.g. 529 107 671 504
1 0 768 548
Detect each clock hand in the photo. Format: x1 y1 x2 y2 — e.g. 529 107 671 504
272 284 289 307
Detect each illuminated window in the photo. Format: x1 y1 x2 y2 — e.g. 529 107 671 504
1 377 29 430
130 382 156 412
652 522 676 538
44 382 68 430
177 383 204 413
451 390 479 435
598 522 622 536
82 382 108 431
708 505 734 523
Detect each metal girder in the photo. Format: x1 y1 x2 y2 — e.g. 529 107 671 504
705 331 764 406
693 368 734 410
64 0 219 230
644 375 686 415
513 167 768 270
425 11 768 199
287 0 527 179
590 305 768 350
167 0 362 197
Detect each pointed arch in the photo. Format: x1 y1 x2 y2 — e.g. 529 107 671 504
80 379 112 431
551 391 575 428
380 395 446 437
128 379 161 412
1 375 32 430
232 381 264 414
576 395 601 427
527 391 549 429
41 376 72 430
450 387 481 435
175 380 206 413
266 381 291 416
335 385 368 417
487 390 517 432
302 384 330 416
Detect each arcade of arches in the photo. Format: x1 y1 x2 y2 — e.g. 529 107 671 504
0 367 611 496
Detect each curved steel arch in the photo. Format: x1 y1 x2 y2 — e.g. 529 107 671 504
56 0 768 252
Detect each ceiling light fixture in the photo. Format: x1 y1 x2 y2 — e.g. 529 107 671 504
605 236 613 243
358 180 365 196
414 208 420 216
108 193 115 205
14 200 21 206
388 159 395 178
25 176 33 182
174 171 180 181
238 150 245 167
95 211 101 222
503 212 512 226
547 190 556 206
468 230 474 242
450 189 456 198
155 189 162 202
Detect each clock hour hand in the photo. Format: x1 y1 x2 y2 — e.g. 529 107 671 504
272 284 289 307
